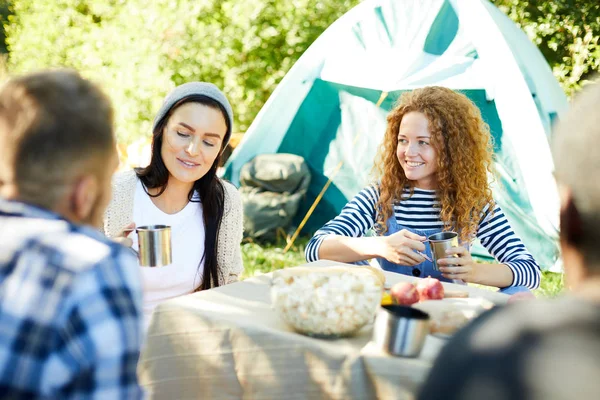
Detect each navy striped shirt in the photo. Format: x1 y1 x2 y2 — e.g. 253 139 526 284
306 186 541 289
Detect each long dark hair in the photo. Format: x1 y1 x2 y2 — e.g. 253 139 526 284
135 95 231 290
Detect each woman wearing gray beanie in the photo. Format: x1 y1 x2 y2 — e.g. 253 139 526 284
103 82 244 328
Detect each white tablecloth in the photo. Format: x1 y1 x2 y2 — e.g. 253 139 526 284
138 260 508 399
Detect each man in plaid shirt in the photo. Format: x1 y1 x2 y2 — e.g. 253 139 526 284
0 70 144 398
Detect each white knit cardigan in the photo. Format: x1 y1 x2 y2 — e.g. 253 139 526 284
103 170 244 287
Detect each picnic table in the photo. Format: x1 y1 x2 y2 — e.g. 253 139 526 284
137 260 509 399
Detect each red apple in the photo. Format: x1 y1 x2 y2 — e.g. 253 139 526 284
390 282 420 305
416 277 445 300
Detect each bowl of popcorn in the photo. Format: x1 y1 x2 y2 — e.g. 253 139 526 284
271 265 385 338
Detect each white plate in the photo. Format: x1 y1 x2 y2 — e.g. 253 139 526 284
415 297 494 312
412 298 494 338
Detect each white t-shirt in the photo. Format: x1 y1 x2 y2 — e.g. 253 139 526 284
130 180 205 328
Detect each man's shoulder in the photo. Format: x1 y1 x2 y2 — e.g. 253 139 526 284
44 226 128 271
0 213 140 314
419 297 600 400
466 297 600 340
2 214 136 275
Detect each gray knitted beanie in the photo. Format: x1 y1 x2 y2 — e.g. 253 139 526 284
152 82 234 147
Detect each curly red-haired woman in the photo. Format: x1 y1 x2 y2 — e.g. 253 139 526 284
306 86 540 292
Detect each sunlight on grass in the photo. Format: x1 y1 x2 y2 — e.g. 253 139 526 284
241 238 565 298
240 237 310 279
534 272 564 298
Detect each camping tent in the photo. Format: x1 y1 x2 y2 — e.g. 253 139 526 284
224 0 568 271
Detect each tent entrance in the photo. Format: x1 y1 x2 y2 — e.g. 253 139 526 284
278 80 500 229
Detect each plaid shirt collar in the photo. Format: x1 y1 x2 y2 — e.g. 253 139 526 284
0 198 107 241
0 197 64 221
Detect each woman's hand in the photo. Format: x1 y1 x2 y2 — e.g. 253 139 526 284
378 229 427 266
113 222 135 248
437 246 478 282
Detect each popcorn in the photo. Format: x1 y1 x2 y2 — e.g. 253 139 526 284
271 267 383 337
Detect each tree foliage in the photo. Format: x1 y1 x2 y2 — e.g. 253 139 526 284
492 0 600 94
3 0 599 145
5 0 360 143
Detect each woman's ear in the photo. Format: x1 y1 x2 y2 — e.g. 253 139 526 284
559 186 589 290
71 174 98 223
559 187 584 246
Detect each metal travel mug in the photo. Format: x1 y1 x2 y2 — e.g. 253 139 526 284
136 225 172 267
428 231 459 271
372 305 430 357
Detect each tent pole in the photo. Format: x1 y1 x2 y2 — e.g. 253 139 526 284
284 91 389 253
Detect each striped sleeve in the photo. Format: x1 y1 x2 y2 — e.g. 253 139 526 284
305 186 379 262
476 204 541 289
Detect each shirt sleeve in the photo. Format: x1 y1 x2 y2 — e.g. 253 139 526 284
476 204 541 289
224 183 244 284
53 246 144 399
305 186 379 262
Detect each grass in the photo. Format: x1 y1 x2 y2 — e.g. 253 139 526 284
534 271 564 298
240 236 565 298
240 236 310 279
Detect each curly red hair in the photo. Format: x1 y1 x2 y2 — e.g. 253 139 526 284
374 86 495 242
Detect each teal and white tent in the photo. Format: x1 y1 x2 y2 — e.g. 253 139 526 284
224 0 568 271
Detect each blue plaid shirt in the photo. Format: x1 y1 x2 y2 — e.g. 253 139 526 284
0 199 144 399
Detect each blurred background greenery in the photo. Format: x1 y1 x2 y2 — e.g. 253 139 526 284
0 0 598 145
0 0 592 296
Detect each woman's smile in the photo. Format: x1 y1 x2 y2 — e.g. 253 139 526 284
405 160 425 168
177 158 200 169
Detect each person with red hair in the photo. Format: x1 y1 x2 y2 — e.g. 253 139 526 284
306 86 539 292
418 81 600 400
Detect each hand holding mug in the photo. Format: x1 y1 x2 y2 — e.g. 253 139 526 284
380 229 427 266
437 246 478 282
113 222 136 248
113 223 172 267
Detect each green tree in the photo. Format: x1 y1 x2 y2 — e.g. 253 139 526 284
6 0 177 143
492 0 600 94
6 0 359 144
0 0 11 54
5 0 598 147
164 0 360 133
